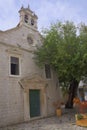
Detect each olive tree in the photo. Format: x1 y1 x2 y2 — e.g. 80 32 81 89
34 21 87 108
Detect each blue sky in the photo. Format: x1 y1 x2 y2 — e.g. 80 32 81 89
0 0 87 31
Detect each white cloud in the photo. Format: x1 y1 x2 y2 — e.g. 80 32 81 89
0 0 34 30
0 0 87 31
36 0 86 31
0 0 18 30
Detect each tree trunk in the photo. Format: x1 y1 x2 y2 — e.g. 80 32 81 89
65 79 78 108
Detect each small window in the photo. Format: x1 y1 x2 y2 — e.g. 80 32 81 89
27 36 33 44
10 56 19 75
45 64 51 79
31 19 34 25
24 15 28 23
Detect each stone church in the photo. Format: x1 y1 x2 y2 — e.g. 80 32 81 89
0 6 61 127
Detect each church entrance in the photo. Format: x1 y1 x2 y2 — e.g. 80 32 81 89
20 74 47 121
29 89 40 117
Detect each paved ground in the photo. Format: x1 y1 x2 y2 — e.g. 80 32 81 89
0 109 87 130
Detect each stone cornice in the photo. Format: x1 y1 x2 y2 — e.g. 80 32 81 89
0 41 35 53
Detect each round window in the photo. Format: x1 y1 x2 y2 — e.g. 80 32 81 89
27 37 33 44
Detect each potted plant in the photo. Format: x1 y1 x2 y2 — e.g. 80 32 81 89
53 100 63 116
75 114 87 127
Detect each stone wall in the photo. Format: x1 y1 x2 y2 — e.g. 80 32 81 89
0 43 61 127
0 44 24 127
0 24 61 127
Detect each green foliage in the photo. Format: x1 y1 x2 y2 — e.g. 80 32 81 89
77 114 83 120
34 21 87 88
61 86 69 97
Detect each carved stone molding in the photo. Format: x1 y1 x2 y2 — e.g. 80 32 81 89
20 73 47 92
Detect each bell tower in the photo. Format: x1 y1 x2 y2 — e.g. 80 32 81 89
19 5 38 30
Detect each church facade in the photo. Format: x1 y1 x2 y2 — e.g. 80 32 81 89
0 6 61 127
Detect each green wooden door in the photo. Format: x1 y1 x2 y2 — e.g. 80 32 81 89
29 89 40 117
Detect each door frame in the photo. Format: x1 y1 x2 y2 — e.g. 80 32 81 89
24 86 47 121
20 74 47 121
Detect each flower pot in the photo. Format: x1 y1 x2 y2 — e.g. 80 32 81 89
75 114 87 127
56 108 62 116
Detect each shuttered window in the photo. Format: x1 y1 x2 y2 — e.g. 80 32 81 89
45 64 51 79
10 56 19 75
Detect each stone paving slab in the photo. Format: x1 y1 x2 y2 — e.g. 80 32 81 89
0 110 87 130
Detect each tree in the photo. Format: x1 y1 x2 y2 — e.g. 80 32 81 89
34 21 87 108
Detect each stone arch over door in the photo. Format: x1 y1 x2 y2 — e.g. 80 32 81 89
20 73 47 121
